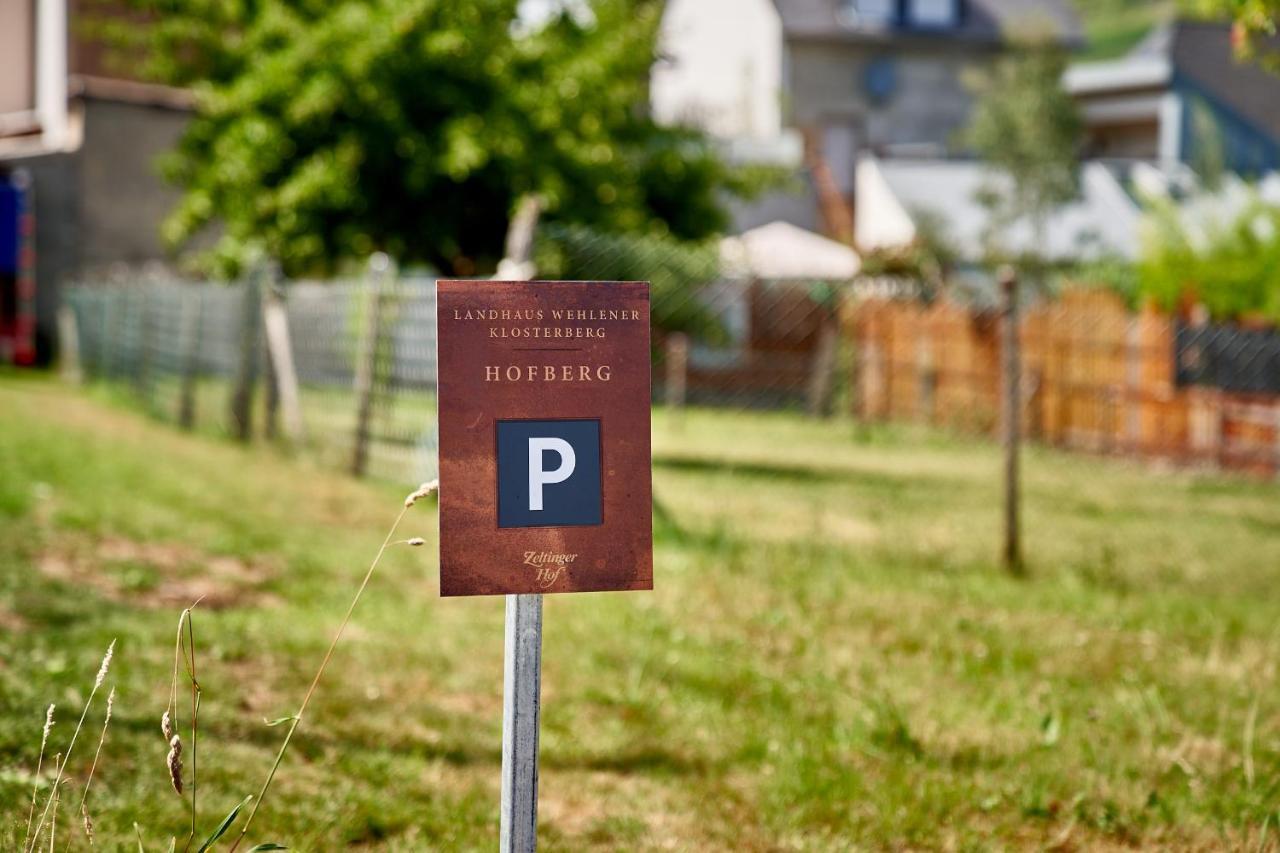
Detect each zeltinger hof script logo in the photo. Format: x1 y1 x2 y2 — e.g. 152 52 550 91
523 551 577 588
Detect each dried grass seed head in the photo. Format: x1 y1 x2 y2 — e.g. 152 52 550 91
407 537 426 547
41 703 55 749
161 710 175 742
94 640 116 690
404 480 439 507
81 803 94 845
167 734 184 795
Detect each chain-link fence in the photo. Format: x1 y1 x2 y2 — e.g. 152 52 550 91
64 225 852 483
66 267 441 483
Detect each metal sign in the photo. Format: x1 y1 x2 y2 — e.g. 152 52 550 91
436 279 653 597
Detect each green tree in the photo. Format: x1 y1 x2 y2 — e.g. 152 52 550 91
1137 196 1280 321
960 36 1082 282
87 0 761 276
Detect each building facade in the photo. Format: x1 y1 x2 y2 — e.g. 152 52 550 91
0 0 193 364
652 0 1082 240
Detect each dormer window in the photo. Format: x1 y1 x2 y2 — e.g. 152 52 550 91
837 0 897 28
906 0 958 28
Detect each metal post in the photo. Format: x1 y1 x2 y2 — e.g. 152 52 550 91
495 213 545 852
1000 266 1024 576
230 267 265 442
351 253 389 477
501 593 543 852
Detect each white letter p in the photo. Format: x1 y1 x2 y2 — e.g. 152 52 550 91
528 437 575 511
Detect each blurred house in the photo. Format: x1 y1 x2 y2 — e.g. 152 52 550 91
1066 20 1280 175
0 0 191 364
651 0 1083 240
854 156 1142 294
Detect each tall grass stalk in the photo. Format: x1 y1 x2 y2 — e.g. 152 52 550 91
73 685 115 848
23 705 55 845
164 602 203 851
27 641 115 853
227 480 436 851
47 756 60 853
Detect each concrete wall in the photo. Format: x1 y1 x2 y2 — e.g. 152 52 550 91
787 40 989 150
1 149 80 363
727 178 821 234
1 94 191 362
77 97 190 274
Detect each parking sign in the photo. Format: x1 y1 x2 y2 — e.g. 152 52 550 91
436 280 653 596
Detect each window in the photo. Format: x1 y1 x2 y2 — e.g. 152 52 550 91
837 0 897 28
906 0 958 28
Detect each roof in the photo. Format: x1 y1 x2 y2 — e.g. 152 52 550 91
856 157 1142 262
1168 21 1280 142
721 221 861 279
1063 55 1170 94
772 0 1082 44
1066 20 1280 141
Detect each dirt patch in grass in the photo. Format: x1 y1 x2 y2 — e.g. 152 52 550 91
38 536 280 610
0 606 27 633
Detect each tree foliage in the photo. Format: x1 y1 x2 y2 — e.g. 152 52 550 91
87 0 764 276
533 223 726 340
1137 196 1280 321
960 36 1082 271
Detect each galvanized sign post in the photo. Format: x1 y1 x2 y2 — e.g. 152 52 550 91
500 593 542 852
436 279 653 850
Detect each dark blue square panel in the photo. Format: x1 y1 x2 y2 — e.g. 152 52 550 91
496 419 603 528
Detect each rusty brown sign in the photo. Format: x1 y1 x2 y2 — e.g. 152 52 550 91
436 280 653 596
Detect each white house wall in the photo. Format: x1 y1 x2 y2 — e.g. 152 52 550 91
854 158 916 251
650 0 783 139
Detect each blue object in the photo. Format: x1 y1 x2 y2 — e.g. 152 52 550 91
864 57 897 105
496 419 603 528
0 180 19 274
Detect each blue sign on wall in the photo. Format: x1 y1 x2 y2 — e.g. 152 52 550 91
0 180 20 275
496 418 603 528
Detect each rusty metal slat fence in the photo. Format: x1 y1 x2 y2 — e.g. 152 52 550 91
848 289 1280 477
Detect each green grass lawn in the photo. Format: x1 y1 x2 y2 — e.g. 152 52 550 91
1074 0 1174 60
1 373 1278 850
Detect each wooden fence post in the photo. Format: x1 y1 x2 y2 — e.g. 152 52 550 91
178 287 204 430
1000 267 1024 576
806 311 840 417
665 332 689 412
57 304 81 384
351 253 390 477
135 285 154 404
262 268 304 442
229 265 265 442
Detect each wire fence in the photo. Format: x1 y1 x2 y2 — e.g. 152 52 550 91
66 268 442 483
63 249 843 483
62 236 1280 483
